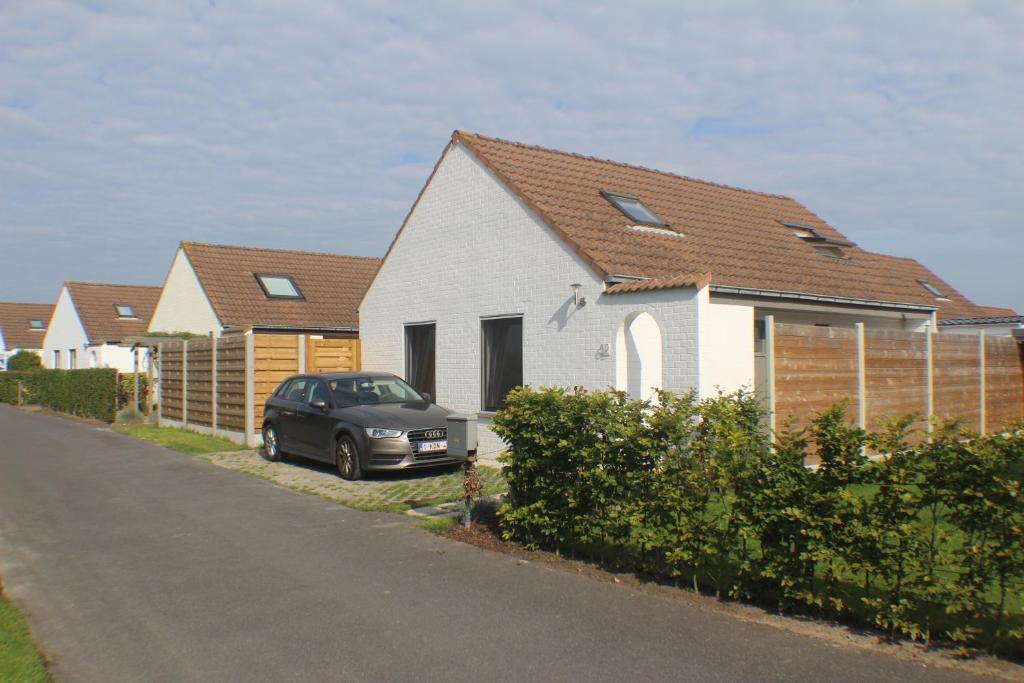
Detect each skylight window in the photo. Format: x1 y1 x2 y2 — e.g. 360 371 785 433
601 190 667 226
917 279 946 299
28 319 44 330
255 273 303 299
114 304 136 318
814 245 847 259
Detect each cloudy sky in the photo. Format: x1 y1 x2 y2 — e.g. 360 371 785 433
1 1 1021 311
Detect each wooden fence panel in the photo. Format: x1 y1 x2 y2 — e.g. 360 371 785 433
160 341 184 421
185 338 213 427
864 329 928 432
217 336 246 432
933 334 981 429
307 338 360 373
986 336 1024 431
774 324 859 429
254 334 299 428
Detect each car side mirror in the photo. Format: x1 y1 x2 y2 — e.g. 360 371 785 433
310 399 328 411
421 392 432 403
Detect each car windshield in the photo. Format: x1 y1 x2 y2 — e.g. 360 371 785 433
329 376 424 407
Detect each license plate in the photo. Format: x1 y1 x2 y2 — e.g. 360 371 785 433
417 440 447 453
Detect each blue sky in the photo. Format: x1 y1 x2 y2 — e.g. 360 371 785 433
1 1 1022 312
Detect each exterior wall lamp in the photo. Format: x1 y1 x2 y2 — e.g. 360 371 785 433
570 283 587 308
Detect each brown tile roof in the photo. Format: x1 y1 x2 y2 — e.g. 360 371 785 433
453 131 992 320
605 273 711 294
0 302 53 350
66 282 161 343
181 242 381 330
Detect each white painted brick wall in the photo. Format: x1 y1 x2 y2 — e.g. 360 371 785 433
361 143 700 460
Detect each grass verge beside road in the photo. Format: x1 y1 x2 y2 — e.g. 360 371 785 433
114 425 245 455
0 579 50 683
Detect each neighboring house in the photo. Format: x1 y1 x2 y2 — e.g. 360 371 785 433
42 282 160 372
938 307 1024 338
0 302 53 370
360 131 1006 457
148 241 381 337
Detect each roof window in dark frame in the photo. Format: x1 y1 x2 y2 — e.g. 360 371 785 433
917 279 948 300
254 273 304 300
601 190 667 226
114 303 136 318
28 319 45 330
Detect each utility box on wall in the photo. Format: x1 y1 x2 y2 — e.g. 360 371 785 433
446 413 478 458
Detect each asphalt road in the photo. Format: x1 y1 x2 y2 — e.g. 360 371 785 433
0 406 984 682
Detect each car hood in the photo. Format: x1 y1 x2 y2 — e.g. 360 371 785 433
332 402 452 431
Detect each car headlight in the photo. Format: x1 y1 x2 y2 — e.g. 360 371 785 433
365 427 403 439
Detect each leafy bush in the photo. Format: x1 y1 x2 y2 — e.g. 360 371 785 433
0 369 119 422
118 373 149 412
6 351 42 371
494 386 1024 656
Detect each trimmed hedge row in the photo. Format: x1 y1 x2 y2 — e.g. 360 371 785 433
0 369 119 422
494 386 1024 656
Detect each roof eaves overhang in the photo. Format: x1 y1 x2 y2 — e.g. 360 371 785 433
709 284 938 313
938 316 1024 327
222 324 358 335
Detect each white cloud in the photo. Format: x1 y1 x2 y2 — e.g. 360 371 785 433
0 0 1021 311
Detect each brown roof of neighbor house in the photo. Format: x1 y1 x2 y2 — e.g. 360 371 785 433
65 282 161 343
451 131 993 320
181 242 381 330
605 273 712 295
0 302 53 350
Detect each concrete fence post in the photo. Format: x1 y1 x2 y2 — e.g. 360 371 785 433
182 339 189 427
298 334 306 374
765 314 776 436
925 324 935 435
211 334 218 437
244 332 256 447
855 322 867 430
979 329 986 434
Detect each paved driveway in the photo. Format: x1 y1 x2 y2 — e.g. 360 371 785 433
0 406 985 682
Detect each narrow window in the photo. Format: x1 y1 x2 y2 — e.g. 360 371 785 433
254 274 303 299
114 304 136 318
53 350 61 368
405 323 436 401
601 191 667 226
28 319 45 330
68 349 77 369
481 317 523 412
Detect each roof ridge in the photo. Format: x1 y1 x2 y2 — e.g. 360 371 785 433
64 281 161 290
454 130 793 200
182 241 382 262
0 301 53 307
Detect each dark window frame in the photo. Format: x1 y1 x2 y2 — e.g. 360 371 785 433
600 190 668 227
481 315 524 412
254 273 305 300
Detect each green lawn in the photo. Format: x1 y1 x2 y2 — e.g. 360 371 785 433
114 425 244 455
0 581 50 683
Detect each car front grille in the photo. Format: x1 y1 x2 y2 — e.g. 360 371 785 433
407 427 448 462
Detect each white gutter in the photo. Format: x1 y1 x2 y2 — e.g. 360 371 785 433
708 284 938 313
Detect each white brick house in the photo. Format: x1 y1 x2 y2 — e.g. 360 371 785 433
360 131 1006 459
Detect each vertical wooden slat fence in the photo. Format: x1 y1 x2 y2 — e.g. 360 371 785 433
159 333 360 445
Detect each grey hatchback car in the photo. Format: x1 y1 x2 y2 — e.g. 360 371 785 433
261 372 456 480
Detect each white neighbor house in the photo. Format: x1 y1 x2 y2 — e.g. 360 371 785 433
359 131 1009 459
42 282 161 373
0 302 53 370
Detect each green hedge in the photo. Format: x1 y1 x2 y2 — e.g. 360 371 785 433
6 350 42 371
494 386 1024 656
0 369 119 422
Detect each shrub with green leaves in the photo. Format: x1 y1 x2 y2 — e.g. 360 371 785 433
495 385 1024 656
1 369 119 422
6 350 42 371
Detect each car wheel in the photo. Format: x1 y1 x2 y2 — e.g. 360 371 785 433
336 434 362 481
262 423 283 462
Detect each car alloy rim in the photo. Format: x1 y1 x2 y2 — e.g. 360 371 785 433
265 427 276 456
338 439 353 475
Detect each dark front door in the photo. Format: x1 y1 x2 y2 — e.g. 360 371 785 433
405 323 436 400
